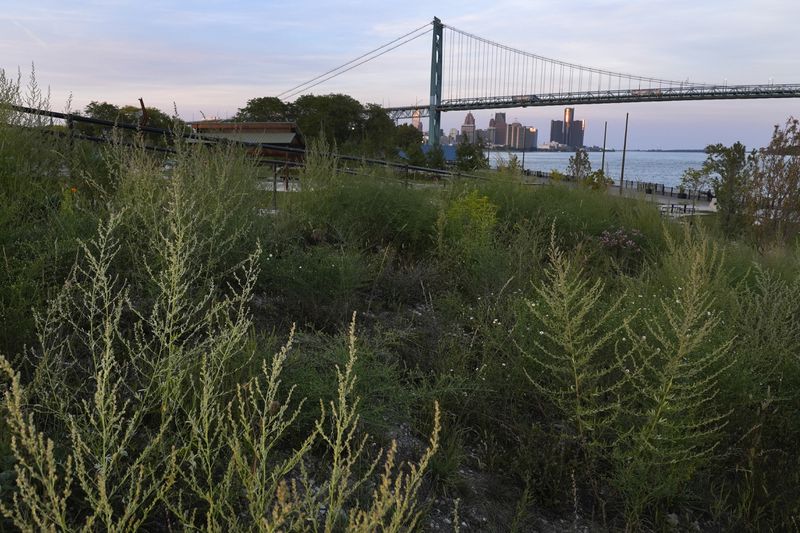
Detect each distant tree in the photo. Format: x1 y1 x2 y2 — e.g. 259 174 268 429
702 142 751 237
234 96 290 122
455 137 489 171
405 142 427 167
747 117 800 246
566 148 592 181
680 167 713 211
292 93 364 147
361 103 396 157
495 153 522 178
395 124 423 153
425 143 446 170
120 105 175 131
84 101 126 124
581 169 613 191
81 101 178 142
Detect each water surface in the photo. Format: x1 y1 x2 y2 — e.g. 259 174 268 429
488 150 707 188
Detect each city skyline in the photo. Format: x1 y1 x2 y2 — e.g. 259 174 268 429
454 111 540 150
1 1 798 149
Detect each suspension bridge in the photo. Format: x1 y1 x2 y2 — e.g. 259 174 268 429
277 17 800 145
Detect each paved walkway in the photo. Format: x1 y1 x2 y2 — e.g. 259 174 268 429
521 175 716 213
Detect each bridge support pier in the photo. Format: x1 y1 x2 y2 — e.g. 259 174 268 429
428 17 443 146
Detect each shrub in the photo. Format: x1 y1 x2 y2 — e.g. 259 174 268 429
105 136 260 288
293 176 438 259
436 189 501 293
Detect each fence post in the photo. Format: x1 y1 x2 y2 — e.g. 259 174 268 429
66 115 75 180
272 162 278 212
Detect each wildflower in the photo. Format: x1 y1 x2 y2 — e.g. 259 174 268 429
69 186 77 193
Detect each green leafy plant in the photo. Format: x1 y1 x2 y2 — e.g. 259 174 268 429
521 234 630 459
612 233 734 524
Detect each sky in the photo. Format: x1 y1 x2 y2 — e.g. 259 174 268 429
1 0 798 149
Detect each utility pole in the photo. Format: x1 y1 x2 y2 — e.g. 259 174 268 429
619 113 629 195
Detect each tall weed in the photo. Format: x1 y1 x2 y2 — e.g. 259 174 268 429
613 233 734 525
521 235 630 458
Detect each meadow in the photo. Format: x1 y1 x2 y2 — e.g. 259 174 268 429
1 81 799 531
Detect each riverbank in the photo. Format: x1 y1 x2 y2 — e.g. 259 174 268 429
489 149 708 188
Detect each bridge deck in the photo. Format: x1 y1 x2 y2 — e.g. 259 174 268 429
387 84 800 119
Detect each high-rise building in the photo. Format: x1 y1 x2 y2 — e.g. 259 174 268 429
524 127 538 150
461 112 476 143
411 110 422 132
506 121 522 149
506 123 538 150
487 117 496 146
494 112 507 146
550 120 565 144
563 107 575 146
550 108 585 148
568 120 585 148
448 128 459 144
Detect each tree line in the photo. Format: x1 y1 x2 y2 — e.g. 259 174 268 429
680 117 800 248
77 95 495 171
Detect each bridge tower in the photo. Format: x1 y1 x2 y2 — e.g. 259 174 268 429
428 17 443 145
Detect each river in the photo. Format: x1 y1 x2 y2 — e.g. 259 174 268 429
488 150 707 188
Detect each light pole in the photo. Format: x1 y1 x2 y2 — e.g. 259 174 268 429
619 113 629 195
600 121 607 177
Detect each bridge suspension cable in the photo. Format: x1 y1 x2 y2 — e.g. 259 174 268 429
276 22 432 101
441 23 706 105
